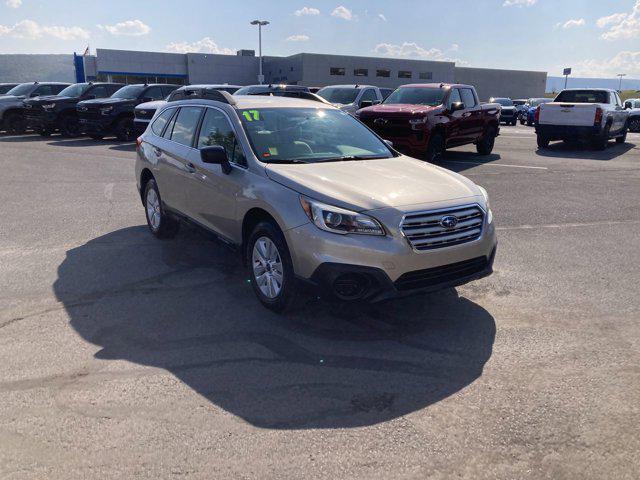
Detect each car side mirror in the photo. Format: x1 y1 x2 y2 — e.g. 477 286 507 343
359 100 374 108
142 97 154 103
449 102 465 112
200 145 232 174
384 139 393 148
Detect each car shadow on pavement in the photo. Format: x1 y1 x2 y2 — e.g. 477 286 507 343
53 226 495 430
535 141 635 160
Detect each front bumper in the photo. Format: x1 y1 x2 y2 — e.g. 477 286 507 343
535 124 603 139
23 110 57 129
287 213 497 302
78 116 114 134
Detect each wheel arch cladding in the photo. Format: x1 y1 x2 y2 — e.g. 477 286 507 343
139 169 154 204
242 208 281 264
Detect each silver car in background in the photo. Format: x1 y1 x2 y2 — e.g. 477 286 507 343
317 85 384 114
135 91 497 311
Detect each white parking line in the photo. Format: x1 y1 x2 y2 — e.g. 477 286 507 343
441 160 548 170
497 219 640 231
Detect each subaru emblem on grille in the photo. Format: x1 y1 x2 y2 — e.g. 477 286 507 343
374 118 388 126
440 215 459 229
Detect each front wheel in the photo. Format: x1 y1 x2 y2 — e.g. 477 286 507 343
537 134 550 149
4 112 26 134
629 118 640 133
60 115 80 137
38 128 52 137
425 133 445 162
115 117 134 141
143 179 179 239
247 221 297 313
476 127 496 155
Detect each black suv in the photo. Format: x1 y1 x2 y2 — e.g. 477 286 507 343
23 82 123 137
77 84 179 140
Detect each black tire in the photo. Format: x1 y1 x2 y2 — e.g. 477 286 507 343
520 117 526 125
246 221 297 313
616 128 627 144
143 179 179 239
60 114 80 137
511 120 517 126
476 126 496 155
425 132 445 162
629 118 640 133
89 134 104 140
537 134 550 149
5 112 26 135
592 124 610 150
115 117 134 141
38 128 52 137
527 121 533 127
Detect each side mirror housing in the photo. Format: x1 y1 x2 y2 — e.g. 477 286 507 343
449 102 465 113
359 100 374 108
200 145 232 174
384 139 394 148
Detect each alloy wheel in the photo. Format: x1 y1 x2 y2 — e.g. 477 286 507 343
252 236 283 299
146 188 161 231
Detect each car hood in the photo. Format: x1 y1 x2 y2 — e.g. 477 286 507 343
265 156 481 212
24 95 78 105
0 95 26 104
357 103 439 118
78 97 135 107
135 100 166 111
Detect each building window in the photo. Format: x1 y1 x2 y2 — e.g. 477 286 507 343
330 67 345 76
419 72 433 80
354 68 368 77
376 69 391 78
398 71 412 79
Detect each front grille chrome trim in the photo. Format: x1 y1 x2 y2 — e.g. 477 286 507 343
400 203 485 252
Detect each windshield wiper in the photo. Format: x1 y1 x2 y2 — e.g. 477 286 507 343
264 158 308 164
316 155 390 162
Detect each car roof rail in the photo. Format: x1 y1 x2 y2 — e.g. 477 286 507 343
171 87 237 105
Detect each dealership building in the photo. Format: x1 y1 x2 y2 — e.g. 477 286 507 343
0 48 547 100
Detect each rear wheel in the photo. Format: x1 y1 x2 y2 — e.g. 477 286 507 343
629 118 640 132
247 221 297 313
5 112 26 134
476 126 496 155
536 134 550 149
425 133 445 162
616 128 627 144
592 124 610 150
89 134 104 140
143 179 179 239
115 117 134 141
38 128 52 137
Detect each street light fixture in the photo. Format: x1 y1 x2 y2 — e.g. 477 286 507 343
250 20 270 85
617 73 626 92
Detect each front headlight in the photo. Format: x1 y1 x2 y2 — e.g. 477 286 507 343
299 196 385 236
100 106 113 115
478 186 493 225
42 103 56 110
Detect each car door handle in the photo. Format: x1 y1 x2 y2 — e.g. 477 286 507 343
153 147 162 157
186 162 196 173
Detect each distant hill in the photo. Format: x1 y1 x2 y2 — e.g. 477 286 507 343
547 76 640 93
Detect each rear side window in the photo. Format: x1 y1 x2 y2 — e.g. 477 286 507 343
169 107 203 146
198 108 245 166
151 108 176 136
460 88 477 107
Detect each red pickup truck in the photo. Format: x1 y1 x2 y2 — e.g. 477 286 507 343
356 83 500 162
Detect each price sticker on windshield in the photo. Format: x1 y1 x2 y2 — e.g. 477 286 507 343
242 110 261 122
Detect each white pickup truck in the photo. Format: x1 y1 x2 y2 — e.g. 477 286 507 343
535 89 629 150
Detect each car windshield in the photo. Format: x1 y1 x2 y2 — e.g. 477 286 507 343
57 83 89 97
112 85 144 99
317 87 359 104
239 107 394 164
554 90 608 103
492 98 514 106
383 87 445 106
6 83 35 96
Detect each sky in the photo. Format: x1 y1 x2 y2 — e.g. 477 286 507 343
1 0 639 80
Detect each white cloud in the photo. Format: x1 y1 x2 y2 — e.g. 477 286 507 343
165 37 234 55
286 34 310 42
0 19 89 40
503 0 537 6
572 50 640 78
450 43 459 51
331 6 353 20
378 13 387 21
6 0 22 8
98 19 150 36
561 18 585 29
294 6 320 16
373 41 463 63
596 1 640 40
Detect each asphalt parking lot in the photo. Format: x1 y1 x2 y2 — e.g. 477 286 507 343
1 125 639 479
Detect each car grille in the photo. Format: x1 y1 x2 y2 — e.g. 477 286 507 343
501 110 513 117
400 204 484 251
394 256 488 291
77 106 102 120
361 117 414 137
135 109 156 120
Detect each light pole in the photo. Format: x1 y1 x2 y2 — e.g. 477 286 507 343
250 20 269 84
617 73 626 92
